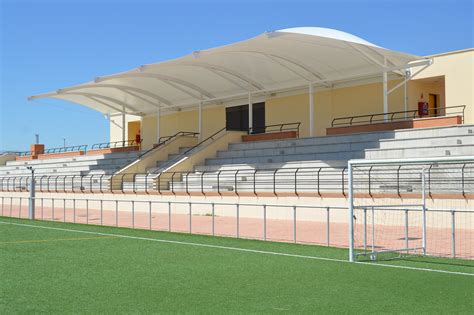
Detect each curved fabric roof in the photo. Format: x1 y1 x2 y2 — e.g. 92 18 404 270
29 27 428 116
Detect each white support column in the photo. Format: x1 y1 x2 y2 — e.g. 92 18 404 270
121 105 126 143
156 108 161 143
198 101 203 141
383 58 388 121
404 70 409 119
309 83 314 137
248 93 253 134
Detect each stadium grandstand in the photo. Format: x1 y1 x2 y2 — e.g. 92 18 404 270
1 27 473 261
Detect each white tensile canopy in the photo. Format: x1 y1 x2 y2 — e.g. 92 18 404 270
29 27 431 119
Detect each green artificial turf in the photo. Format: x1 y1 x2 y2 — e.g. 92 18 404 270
1 216 473 314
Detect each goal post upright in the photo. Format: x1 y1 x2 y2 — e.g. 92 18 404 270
348 161 355 262
421 167 427 256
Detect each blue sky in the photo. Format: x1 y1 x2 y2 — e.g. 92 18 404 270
1 0 473 151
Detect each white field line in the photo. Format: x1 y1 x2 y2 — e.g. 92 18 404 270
1 220 473 277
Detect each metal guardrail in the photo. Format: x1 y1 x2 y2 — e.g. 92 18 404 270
1 162 472 196
249 122 301 136
158 132 199 144
43 145 88 154
91 140 139 150
12 151 33 157
1 195 472 259
331 105 466 127
136 131 200 159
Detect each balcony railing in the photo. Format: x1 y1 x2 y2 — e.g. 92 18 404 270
331 105 466 127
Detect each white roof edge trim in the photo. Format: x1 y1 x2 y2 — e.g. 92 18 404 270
275 27 380 48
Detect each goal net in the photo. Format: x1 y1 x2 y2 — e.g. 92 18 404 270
348 156 473 262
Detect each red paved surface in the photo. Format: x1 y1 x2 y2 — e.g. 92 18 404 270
2 204 472 260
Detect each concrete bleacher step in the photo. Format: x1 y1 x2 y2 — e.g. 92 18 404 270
392 124 474 139
194 160 348 172
216 140 381 159
376 134 474 149
364 144 474 159
154 146 193 169
205 151 365 166
5 151 140 166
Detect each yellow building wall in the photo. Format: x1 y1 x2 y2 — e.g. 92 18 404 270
134 106 226 150
265 80 405 137
410 49 473 123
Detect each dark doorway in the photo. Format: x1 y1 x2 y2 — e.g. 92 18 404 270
226 102 265 133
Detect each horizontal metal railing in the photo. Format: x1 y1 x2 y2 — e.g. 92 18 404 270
43 145 88 154
1 162 472 197
91 140 140 150
249 122 301 136
331 105 466 127
1 195 472 259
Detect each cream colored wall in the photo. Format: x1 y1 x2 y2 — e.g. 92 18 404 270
109 114 141 145
411 49 473 124
134 106 226 150
408 78 446 112
265 80 405 137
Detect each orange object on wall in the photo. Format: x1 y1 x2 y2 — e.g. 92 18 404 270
30 144 45 155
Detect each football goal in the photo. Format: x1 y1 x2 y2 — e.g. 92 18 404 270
348 156 474 262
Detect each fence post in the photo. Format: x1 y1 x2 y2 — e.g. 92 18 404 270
212 203 215 236
131 200 134 228
28 168 35 219
189 202 192 234
293 206 297 243
63 198 66 222
168 202 171 232
405 209 409 253
236 204 240 238
41 198 44 220
86 199 89 224
451 210 456 258
100 200 103 226
1 196 3 216
19 197 22 218
149 201 152 230
371 207 375 254
52 198 55 221
326 207 330 247
363 208 367 251
10 196 12 217
263 205 267 241
116 200 119 227
73 199 76 223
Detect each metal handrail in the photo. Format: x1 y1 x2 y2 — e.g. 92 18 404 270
91 140 139 150
158 131 199 144
137 131 200 159
249 122 301 136
43 145 88 154
149 127 226 174
14 151 34 157
331 105 466 127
